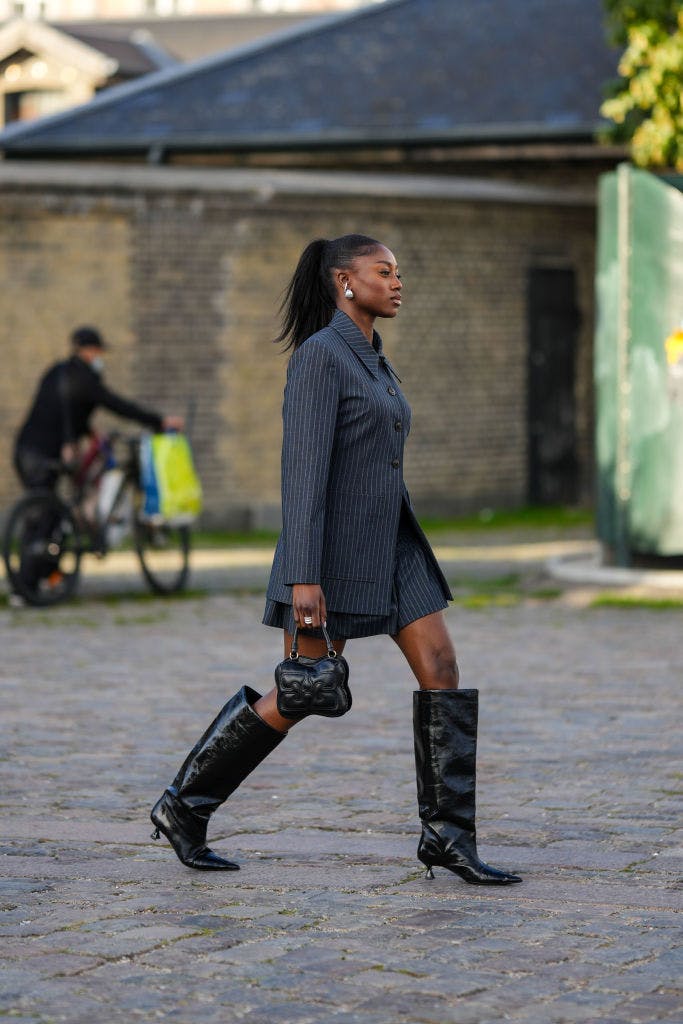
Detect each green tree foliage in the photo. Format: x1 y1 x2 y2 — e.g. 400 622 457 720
603 1 680 43
601 1 683 170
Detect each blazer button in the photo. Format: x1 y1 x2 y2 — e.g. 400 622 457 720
391 458 400 468
387 386 396 395
394 420 402 431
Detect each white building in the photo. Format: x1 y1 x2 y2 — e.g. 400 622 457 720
0 0 383 21
0 16 175 123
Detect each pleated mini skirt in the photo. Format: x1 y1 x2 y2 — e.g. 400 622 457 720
262 504 451 640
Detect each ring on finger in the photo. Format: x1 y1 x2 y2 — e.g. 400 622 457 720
303 616 313 625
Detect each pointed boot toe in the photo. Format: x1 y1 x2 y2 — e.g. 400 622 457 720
474 862 522 885
181 846 240 871
443 859 522 885
150 791 239 871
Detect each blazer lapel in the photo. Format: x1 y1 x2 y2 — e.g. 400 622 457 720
329 310 381 379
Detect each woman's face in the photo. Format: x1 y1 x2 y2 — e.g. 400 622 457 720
341 246 402 319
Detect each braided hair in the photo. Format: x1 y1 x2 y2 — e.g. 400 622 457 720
274 234 382 351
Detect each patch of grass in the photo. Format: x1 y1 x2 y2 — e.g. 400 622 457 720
455 592 522 610
451 573 521 591
97 588 207 606
449 574 522 607
422 505 593 535
590 594 683 610
192 528 279 548
529 587 563 600
189 506 593 548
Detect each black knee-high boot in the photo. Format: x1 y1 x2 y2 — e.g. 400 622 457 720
413 688 522 885
151 685 284 870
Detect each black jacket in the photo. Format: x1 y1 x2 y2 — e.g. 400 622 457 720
15 356 163 458
266 310 450 616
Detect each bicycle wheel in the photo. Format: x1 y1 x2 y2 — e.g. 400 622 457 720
134 515 190 595
3 491 81 606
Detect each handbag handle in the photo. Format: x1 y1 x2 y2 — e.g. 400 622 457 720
290 623 337 660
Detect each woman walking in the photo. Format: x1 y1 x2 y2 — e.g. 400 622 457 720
151 234 521 886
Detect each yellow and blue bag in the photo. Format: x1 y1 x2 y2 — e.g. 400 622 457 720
140 433 202 525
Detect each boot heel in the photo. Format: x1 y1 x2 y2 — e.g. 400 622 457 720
151 828 160 840
425 865 435 880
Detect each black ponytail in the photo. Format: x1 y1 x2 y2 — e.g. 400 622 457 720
274 233 382 351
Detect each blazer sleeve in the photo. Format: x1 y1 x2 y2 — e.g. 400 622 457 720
281 339 339 586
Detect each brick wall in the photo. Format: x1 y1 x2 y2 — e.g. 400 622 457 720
0 165 596 527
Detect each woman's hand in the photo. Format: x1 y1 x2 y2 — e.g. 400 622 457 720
292 584 327 629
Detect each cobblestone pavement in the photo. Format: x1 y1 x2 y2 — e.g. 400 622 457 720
1 575 681 1023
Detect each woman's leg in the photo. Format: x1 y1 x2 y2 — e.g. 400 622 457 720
391 611 459 689
254 632 347 732
396 611 521 884
150 684 285 869
151 632 347 870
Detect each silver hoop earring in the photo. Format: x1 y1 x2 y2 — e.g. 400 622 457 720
344 286 354 299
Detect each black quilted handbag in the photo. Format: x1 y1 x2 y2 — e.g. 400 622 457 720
275 624 351 719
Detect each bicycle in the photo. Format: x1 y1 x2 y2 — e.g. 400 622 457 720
3 433 191 607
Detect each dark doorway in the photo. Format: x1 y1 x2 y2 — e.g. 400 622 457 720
527 267 580 505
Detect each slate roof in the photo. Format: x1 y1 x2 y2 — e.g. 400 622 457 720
0 0 619 157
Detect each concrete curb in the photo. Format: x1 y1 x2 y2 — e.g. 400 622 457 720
547 550 683 591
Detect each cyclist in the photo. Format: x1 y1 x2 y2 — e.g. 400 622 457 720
10 325 183 600
14 325 183 489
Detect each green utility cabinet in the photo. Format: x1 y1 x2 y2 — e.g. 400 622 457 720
595 164 683 563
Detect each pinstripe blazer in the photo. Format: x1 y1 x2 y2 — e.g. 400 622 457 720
266 309 449 616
